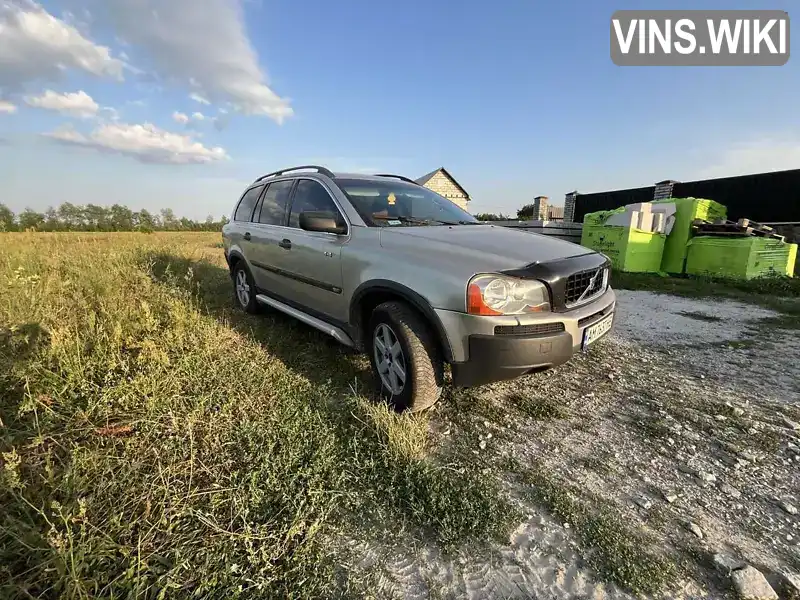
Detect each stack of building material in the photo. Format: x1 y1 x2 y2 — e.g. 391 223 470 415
581 196 797 279
602 202 677 233
652 198 727 274
580 202 667 273
692 218 786 240
686 218 797 279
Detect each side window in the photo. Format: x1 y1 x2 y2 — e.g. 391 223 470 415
288 180 343 228
233 186 264 222
257 180 294 225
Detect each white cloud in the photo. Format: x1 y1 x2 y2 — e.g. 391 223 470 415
44 121 229 165
86 0 292 123
192 111 205 121
0 99 17 113
172 111 189 125
24 89 99 118
0 1 124 92
189 92 210 105
99 105 119 121
693 136 800 180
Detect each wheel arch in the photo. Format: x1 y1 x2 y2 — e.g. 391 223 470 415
226 249 246 277
350 280 454 363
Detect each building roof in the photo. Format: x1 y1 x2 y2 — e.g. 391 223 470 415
415 167 471 199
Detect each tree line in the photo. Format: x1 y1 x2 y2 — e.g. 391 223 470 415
0 203 229 233
0 202 556 232
474 204 541 221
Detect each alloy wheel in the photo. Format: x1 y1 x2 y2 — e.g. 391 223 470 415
235 269 250 307
373 323 407 395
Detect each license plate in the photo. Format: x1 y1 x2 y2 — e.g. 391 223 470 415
582 313 614 349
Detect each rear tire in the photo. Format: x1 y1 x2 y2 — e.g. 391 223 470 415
232 262 259 314
368 301 444 412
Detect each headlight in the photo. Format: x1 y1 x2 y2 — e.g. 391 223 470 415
467 274 551 315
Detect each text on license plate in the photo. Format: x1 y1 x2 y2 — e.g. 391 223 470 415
582 313 613 349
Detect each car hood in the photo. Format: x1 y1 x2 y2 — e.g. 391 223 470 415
379 224 593 273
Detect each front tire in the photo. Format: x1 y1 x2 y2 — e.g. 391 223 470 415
368 301 444 412
232 262 259 314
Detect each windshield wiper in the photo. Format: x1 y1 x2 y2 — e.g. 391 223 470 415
373 215 481 226
430 219 482 225
373 215 434 225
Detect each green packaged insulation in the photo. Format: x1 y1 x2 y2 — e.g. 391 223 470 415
580 219 666 273
652 197 727 274
686 236 797 280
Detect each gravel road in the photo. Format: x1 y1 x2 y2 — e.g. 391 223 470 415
364 291 800 599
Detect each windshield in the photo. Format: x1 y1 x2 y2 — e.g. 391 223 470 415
336 178 480 227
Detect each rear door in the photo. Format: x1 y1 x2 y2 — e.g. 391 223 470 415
245 179 296 295
278 178 348 323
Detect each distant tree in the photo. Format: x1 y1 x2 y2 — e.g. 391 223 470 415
474 213 510 221
160 208 178 230
82 204 111 231
136 209 156 232
43 207 61 231
18 208 46 231
58 202 83 230
516 204 537 220
0 203 229 233
109 204 134 231
0 203 15 232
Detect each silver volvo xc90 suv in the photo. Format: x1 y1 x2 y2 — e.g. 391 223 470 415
222 166 616 411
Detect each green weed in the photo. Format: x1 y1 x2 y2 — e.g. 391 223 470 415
0 232 516 599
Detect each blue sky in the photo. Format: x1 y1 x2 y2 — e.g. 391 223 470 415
0 0 797 219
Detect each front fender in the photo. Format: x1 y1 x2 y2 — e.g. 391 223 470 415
350 280 455 362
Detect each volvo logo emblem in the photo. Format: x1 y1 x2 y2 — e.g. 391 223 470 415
577 271 600 303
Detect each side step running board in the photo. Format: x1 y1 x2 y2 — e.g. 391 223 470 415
255 294 355 347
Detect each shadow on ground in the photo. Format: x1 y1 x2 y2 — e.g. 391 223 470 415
0 322 51 409
142 250 377 397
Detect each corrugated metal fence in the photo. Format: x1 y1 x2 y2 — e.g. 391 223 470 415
573 169 800 224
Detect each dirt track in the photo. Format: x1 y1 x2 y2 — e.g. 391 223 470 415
363 291 800 599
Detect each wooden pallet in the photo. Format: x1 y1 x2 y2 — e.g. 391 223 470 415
692 218 785 241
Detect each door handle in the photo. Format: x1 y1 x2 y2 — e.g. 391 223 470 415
243 232 251 241
278 238 292 250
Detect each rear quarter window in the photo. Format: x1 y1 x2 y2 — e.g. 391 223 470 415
233 186 264 222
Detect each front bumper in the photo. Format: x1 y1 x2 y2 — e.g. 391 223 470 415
439 287 616 388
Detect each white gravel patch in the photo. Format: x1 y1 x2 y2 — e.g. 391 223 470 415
612 290 779 346
352 291 799 600
611 291 798 403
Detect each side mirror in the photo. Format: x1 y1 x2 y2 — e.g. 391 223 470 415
299 211 347 235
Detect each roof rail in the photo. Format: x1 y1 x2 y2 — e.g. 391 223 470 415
373 173 420 185
254 165 335 183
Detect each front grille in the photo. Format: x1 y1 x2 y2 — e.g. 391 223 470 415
565 268 606 307
494 322 566 336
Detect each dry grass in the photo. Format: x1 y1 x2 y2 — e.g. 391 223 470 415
0 232 516 599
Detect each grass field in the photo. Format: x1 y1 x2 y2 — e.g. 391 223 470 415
0 232 516 599
3 232 796 599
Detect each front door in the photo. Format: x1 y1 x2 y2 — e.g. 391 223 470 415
277 178 348 324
